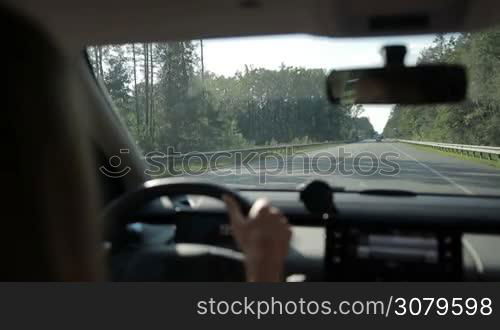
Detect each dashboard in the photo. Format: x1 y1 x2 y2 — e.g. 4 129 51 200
113 190 500 281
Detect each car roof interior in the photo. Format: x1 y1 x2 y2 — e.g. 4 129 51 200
4 0 500 52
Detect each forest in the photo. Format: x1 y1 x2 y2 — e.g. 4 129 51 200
383 27 500 146
88 42 374 153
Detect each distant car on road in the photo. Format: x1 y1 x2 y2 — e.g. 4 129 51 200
375 134 383 142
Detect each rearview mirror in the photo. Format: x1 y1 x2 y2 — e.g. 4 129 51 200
326 45 467 105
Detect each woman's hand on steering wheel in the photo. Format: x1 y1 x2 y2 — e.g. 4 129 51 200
223 195 292 282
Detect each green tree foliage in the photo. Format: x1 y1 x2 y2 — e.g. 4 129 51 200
353 117 376 140
104 46 132 121
88 42 374 153
384 28 500 146
204 66 358 145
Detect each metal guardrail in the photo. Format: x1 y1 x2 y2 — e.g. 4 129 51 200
427 142 500 151
397 139 500 161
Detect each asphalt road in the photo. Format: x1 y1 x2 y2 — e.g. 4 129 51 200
191 141 500 196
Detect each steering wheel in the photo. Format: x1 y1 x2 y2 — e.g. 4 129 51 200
102 178 252 281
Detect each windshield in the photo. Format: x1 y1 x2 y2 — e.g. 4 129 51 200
88 30 500 196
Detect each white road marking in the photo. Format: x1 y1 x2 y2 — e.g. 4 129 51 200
439 171 500 177
390 143 474 195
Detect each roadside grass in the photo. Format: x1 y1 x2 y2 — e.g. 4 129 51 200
408 144 500 170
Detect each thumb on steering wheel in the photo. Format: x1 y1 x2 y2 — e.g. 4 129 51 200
223 195 245 229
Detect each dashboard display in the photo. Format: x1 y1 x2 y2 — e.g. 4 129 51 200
357 233 439 263
326 226 462 281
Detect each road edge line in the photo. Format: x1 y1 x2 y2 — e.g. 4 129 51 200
390 143 474 195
